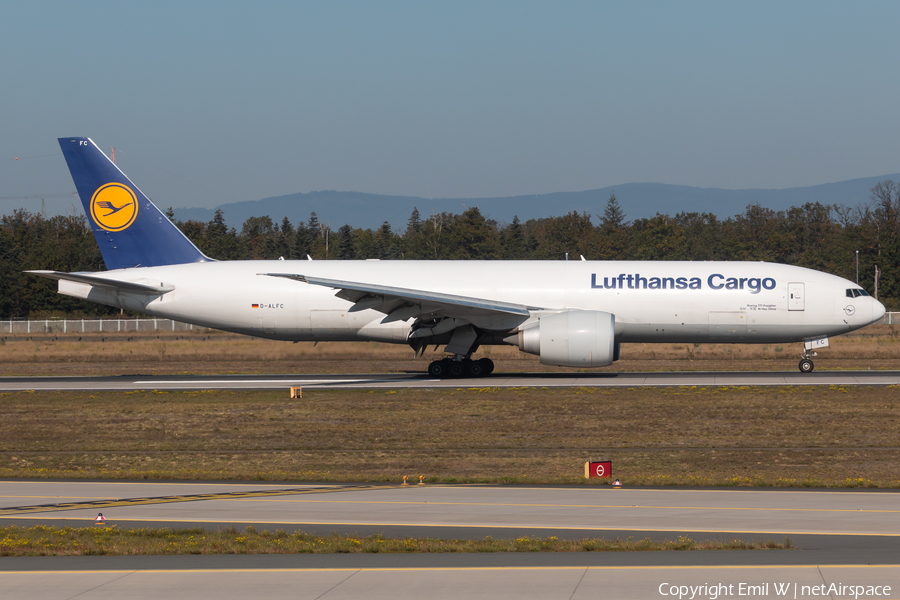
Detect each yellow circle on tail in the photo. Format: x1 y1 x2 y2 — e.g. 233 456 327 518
90 183 138 231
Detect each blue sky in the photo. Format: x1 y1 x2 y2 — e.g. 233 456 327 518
3 1 900 216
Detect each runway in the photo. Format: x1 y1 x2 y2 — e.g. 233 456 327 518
2 481 898 597
2 480 900 598
5 481 900 540
2 369 900 391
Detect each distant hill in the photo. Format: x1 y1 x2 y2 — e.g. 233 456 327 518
173 174 900 231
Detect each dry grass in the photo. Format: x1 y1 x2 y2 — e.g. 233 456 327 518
1 325 897 486
2 386 899 486
0 524 791 556
0 323 897 375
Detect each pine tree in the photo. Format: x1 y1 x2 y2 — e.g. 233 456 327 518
598 193 628 259
292 213 321 259
407 207 421 236
335 224 356 260
375 221 397 259
503 216 526 259
206 209 241 260
600 193 625 229
275 216 294 259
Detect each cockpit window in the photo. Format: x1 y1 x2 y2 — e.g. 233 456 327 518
846 288 870 298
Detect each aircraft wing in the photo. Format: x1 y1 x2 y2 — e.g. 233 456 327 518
26 270 174 294
260 272 541 322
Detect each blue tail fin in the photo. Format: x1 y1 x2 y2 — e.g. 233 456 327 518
58 137 210 270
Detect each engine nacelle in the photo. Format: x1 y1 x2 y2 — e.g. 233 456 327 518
512 310 617 367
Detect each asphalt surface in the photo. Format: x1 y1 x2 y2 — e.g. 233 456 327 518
2 481 899 563
3 563 896 600
1 369 900 391
3 481 899 598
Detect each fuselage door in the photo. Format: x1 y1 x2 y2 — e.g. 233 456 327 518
788 282 805 311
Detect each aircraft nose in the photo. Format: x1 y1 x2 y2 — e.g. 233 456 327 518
873 298 886 323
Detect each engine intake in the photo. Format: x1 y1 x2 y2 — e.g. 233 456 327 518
508 310 617 367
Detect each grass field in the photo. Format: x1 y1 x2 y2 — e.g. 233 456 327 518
0 524 790 556
2 385 898 486
0 324 898 376
0 324 897 486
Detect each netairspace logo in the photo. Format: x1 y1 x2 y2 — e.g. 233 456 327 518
591 274 777 294
658 581 892 599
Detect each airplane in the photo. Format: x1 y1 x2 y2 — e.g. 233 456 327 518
95 200 133 217
27 137 886 377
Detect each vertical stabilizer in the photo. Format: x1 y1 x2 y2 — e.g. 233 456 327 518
58 137 210 270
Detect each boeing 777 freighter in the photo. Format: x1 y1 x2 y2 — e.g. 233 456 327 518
28 137 886 376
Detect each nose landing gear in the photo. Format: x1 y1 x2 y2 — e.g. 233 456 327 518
798 349 817 373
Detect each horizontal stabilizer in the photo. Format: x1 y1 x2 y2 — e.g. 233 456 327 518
27 270 174 295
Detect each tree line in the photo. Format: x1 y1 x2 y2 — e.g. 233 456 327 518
3 181 900 318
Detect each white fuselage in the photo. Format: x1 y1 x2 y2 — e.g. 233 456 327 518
57 260 885 347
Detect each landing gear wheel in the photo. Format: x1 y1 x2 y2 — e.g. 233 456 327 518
799 358 814 373
448 361 465 378
479 358 494 375
428 360 448 378
466 360 484 377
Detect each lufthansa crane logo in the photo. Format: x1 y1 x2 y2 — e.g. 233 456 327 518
90 183 138 231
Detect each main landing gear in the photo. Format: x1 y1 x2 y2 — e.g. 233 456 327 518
427 357 495 379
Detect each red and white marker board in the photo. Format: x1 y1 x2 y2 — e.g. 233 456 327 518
584 461 612 479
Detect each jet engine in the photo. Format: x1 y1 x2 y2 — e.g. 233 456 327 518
506 310 618 367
